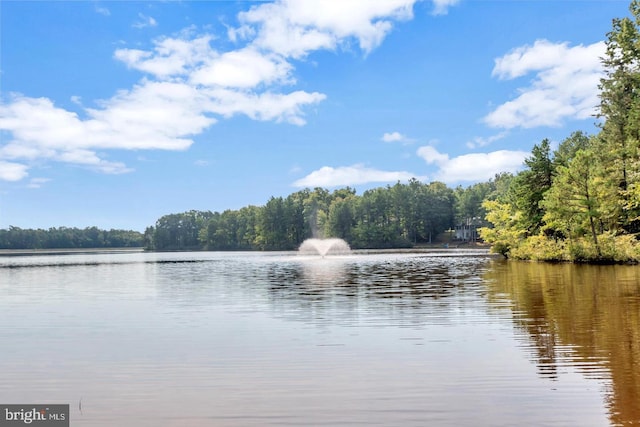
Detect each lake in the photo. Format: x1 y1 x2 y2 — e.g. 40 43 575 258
0 250 638 426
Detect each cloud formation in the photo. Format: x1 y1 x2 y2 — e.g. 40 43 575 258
27 178 51 189
0 161 28 182
417 145 527 182
431 0 460 15
465 131 508 149
382 131 409 143
484 39 604 129
293 164 420 187
0 0 418 181
133 13 157 29
235 0 416 57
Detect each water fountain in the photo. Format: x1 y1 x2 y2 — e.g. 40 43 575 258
298 238 351 257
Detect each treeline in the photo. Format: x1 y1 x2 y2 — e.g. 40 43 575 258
479 0 640 263
0 173 504 252
144 179 502 251
0 226 144 250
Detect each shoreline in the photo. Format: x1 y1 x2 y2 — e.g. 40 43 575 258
0 247 145 257
0 246 492 257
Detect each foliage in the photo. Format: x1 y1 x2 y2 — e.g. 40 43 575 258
488 172 516 202
147 210 213 251
511 139 554 234
478 200 525 257
144 180 460 251
553 131 591 169
455 181 493 224
508 235 567 262
481 1 640 263
483 137 640 263
599 0 640 232
542 149 607 254
0 226 143 249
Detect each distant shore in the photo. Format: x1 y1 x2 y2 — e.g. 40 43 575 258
351 245 493 256
0 244 493 258
0 247 145 256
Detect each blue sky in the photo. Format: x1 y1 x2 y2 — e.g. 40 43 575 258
0 0 629 231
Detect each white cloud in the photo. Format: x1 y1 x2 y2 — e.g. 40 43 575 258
484 39 604 129
293 164 420 187
116 37 294 89
465 131 508 149
417 146 449 165
0 161 29 181
203 88 326 125
27 178 51 189
0 86 207 177
1 83 210 150
237 0 416 57
190 48 293 89
133 13 157 29
1 1 418 181
114 35 214 79
57 149 132 174
417 145 527 183
432 0 460 15
88 81 215 148
382 131 407 143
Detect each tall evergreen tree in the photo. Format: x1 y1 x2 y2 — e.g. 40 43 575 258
599 0 640 231
512 139 555 235
542 150 606 255
553 131 591 169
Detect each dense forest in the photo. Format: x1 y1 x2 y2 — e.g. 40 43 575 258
0 179 499 251
479 1 640 263
0 226 144 250
143 179 502 251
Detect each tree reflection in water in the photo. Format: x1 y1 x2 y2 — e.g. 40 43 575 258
483 260 640 426
151 252 638 425
265 254 490 327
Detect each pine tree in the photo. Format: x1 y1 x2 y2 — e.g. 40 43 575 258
511 139 554 234
599 0 640 231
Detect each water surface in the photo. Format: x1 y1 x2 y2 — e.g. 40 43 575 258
0 250 638 426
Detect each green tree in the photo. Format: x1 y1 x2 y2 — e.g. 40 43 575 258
542 150 613 257
599 0 640 231
511 139 554 234
285 191 309 246
479 200 525 257
303 188 332 238
553 131 591 169
200 211 239 250
487 172 515 202
152 211 212 250
423 181 455 242
144 226 155 250
325 191 357 241
455 181 495 243
235 205 260 249
257 197 290 250
353 186 408 248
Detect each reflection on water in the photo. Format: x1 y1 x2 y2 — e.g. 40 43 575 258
0 251 638 426
484 260 640 426
265 254 491 327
